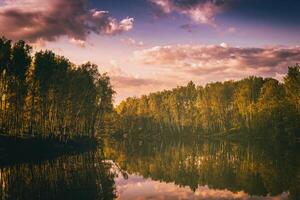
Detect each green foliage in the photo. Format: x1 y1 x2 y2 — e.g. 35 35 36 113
117 66 300 140
284 64 300 110
0 37 114 138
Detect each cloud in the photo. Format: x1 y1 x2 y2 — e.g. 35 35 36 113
121 37 144 47
220 42 228 48
227 27 237 33
107 67 168 104
135 44 300 83
0 0 134 43
180 24 199 33
109 67 161 88
150 0 228 26
112 75 161 88
69 38 86 48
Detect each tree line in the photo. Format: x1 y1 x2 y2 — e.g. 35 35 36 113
0 37 114 138
117 65 300 139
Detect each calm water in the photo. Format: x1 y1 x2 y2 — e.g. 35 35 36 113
0 138 299 200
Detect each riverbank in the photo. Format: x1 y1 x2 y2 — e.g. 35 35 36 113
0 134 99 166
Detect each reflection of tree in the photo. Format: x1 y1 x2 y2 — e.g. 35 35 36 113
0 151 117 200
104 137 299 199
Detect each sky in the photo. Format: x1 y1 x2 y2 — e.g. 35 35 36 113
0 0 300 103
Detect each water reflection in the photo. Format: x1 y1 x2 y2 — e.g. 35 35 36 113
115 174 289 200
0 136 299 200
103 137 299 200
0 151 117 200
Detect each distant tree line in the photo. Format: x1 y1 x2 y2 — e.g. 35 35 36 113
0 37 114 138
117 65 300 139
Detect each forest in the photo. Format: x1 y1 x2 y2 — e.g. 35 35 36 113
0 36 299 199
0 37 114 140
1 35 300 145
117 65 300 140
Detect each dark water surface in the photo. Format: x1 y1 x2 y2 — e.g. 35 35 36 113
0 138 299 200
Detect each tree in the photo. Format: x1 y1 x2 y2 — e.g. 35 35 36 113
256 79 285 138
0 38 115 139
0 37 12 132
284 64 300 111
117 72 299 140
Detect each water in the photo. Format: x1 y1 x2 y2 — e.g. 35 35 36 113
0 138 299 200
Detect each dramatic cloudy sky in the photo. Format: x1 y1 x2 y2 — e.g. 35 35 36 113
1 0 300 103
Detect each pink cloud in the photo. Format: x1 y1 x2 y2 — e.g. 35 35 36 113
69 38 86 48
0 0 134 43
108 67 162 89
150 0 227 26
112 75 161 88
107 44 300 103
121 37 145 47
135 44 300 83
227 27 237 33
106 67 167 104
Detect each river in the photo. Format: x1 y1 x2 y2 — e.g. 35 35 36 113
0 137 299 199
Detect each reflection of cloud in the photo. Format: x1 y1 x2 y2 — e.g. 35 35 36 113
0 0 134 43
115 174 289 200
135 44 300 83
150 0 228 26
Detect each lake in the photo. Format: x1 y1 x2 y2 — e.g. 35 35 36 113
0 137 299 200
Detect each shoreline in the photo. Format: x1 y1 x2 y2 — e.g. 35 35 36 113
0 134 99 166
